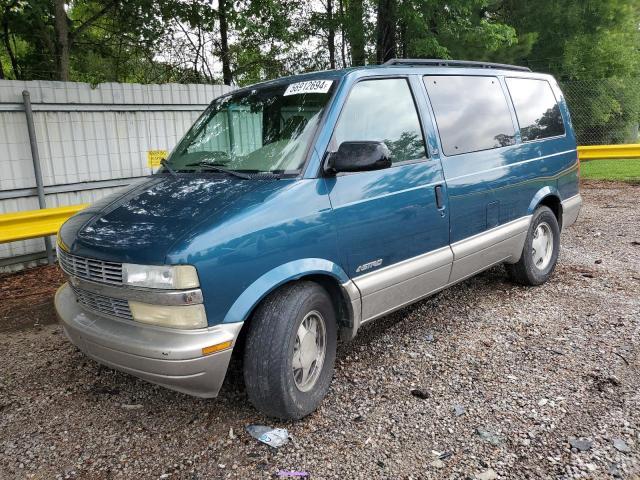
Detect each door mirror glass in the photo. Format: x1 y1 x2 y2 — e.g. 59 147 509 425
325 141 392 174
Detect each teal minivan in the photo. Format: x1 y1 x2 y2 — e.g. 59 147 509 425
55 59 582 419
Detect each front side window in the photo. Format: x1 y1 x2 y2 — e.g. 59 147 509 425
424 75 516 156
332 78 427 164
506 78 565 142
167 80 335 174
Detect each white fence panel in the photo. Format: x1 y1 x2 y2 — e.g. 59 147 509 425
0 79 233 270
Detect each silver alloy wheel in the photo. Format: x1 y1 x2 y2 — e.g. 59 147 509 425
292 310 327 392
531 221 554 270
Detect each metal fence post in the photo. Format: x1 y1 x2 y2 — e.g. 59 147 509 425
22 90 53 264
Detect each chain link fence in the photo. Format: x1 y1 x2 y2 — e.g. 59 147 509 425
560 77 640 146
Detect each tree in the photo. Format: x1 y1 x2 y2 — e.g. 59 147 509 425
232 0 316 84
54 0 119 80
54 0 69 80
376 0 396 63
218 0 232 84
371 0 518 64
327 0 335 69
346 0 365 65
0 0 637 124
394 0 517 61
0 0 166 82
493 0 640 78
493 0 640 144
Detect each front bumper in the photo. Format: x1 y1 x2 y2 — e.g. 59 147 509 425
55 282 243 398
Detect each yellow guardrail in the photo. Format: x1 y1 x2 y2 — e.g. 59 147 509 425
0 204 88 244
578 144 640 160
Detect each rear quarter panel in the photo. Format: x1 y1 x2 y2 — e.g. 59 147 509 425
550 78 580 201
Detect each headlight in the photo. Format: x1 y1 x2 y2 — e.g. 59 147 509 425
122 264 199 289
129 302 207 329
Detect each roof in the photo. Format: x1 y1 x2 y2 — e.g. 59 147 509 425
231 59 536 94
382 58 531 72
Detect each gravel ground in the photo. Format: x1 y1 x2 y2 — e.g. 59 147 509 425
0 265 63 332
1 181 639 480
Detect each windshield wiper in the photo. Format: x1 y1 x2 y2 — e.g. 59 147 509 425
185 160 227 167
187 162 252 180
183 161 288 179
160 158 177 177
250 171 287 179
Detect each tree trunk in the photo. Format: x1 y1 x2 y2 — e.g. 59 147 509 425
376 0 396 64
347 0 365 66
399 16 407 58
327 0 335 69
54 0 70 81
218 0 232 85
2 4 20 79
339 0 346 67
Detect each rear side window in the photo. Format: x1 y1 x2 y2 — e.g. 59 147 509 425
333 78 427 164
506 78 565 141
424 75 516 156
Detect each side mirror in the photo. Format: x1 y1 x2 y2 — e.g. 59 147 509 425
325 141 392 175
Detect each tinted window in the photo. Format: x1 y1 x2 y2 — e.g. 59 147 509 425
506 78 565 142
333 79 427 164
424 75 516 156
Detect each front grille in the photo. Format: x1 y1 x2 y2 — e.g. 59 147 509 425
58 248 123 285
71 285 133 321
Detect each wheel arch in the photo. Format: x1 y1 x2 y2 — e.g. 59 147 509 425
528 186 563 229
299 273 360 341
223 259 360 344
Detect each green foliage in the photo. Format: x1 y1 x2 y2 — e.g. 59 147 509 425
0 0 638 145
231 0 314 85
491 0 640 145
562 77 640 145
2 0 638 85
0 0 168 83
494 0 640 79
397 0 517 60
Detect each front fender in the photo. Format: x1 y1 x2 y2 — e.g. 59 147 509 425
527 185 560 215
222 258 352 324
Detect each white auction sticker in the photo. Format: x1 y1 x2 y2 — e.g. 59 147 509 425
283 80 333 96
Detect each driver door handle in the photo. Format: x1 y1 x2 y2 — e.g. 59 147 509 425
435 185 444 209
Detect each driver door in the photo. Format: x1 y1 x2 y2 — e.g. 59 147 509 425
324 77 451 322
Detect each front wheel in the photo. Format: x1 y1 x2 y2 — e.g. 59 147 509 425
243 281 337 419
506 206 560 286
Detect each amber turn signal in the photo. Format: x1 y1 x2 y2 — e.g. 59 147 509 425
202 341 233 356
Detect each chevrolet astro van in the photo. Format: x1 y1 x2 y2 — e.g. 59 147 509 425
55 59 582 419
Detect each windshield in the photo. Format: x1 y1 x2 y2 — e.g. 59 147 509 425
166 80 336 175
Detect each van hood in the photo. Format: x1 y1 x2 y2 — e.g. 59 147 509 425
59 174 282 264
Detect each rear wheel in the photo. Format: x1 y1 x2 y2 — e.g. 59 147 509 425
506 206 560 286
243 281 337 419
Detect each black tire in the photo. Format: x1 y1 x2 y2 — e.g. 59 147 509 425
243 281 337 419
506 206 560 286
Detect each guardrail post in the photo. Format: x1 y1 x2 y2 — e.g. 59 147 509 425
22 90 53 264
